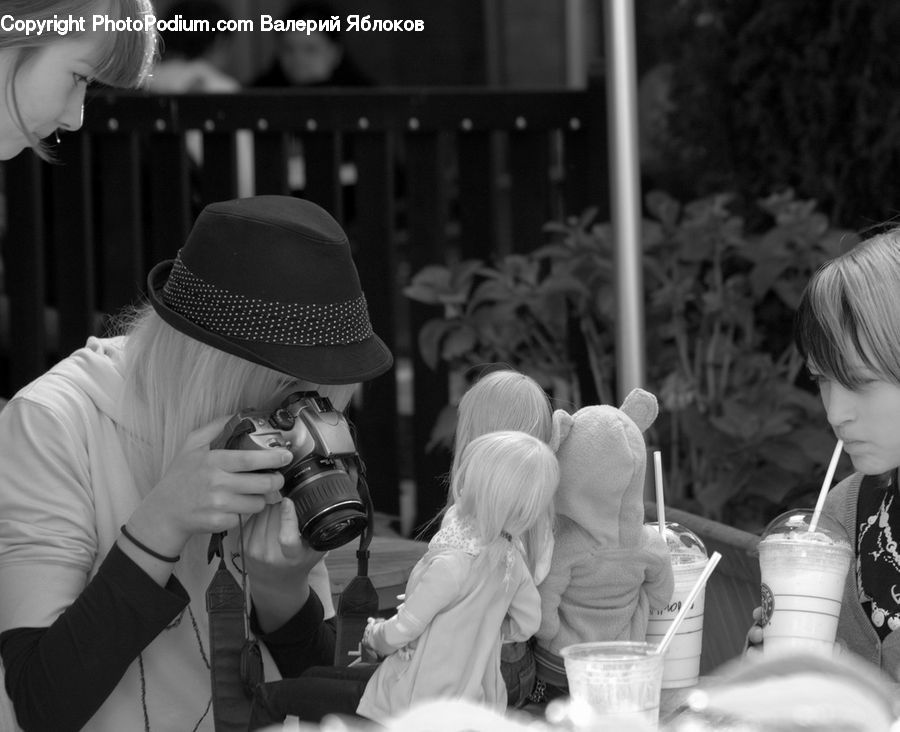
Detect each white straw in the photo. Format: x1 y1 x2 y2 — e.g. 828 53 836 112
656 551 722 657
808 440 844 533
653 451 666 538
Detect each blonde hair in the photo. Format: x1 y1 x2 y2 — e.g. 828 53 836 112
1 0 158 159
117 304 357 486
431 369 554 572
453 431 558 568
795 227 900 387
450 369 552 484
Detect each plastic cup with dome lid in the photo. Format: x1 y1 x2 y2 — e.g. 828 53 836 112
645 521 708 688
757 508 853 657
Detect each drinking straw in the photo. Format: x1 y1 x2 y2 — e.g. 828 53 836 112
808 439 844 534
656 551 722 657
653 450 666 538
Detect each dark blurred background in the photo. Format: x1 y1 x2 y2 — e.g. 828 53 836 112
151 0 603 88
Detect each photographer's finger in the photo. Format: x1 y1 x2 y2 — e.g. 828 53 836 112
224 493 270 518
278 499 303 557
189 416 234 448
214 448 293 474
219 469 285 496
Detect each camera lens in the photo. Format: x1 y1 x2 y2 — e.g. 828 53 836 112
307 507 368 551
283 458 367 551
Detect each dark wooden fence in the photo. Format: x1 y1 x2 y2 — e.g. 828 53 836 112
0 83 608 531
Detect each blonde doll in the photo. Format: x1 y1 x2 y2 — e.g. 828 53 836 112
436 369 556 706
358 430 559 721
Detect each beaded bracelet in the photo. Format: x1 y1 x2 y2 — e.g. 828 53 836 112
120 524 181 563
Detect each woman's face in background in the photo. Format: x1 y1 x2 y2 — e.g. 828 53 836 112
0 35 99 158
277 29 341 85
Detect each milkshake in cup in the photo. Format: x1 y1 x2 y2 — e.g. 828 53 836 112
645 521 708 688
561 641 664 731
758 509 853 657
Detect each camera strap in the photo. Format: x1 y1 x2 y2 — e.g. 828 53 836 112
206 527 262 731
333 464 379 666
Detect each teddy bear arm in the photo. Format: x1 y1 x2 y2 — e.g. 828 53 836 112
643 543 676 611
536 559 572 640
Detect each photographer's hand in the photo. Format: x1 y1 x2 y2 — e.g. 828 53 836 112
242 499 325 632
118 418 288 586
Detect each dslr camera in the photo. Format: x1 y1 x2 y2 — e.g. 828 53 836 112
212 391 368 551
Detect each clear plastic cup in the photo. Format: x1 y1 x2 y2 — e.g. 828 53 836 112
758 509 852 657
561 641 664 731
645 521 708 688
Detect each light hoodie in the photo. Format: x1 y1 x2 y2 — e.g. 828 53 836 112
535 402 674 667
0 337 334 731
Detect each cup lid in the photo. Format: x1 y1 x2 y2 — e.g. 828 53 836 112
760 508 850 547
647 521 708 564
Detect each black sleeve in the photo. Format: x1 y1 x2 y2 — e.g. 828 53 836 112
250 590 336 679
0 544 189 732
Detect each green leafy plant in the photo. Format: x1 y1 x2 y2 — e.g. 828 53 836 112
643 0 900 231
642 189 857 530
405 189 857 531
403 208 618 450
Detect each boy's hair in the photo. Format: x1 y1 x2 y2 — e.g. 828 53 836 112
453 431 558 545
795 228 900 388
1 0 158 159
117 303 357 484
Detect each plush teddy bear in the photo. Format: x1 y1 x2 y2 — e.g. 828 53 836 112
531 388 675 699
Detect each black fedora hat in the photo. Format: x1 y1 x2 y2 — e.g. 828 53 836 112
147 196 392 384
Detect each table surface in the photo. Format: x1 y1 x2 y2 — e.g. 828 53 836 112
326 534 428 610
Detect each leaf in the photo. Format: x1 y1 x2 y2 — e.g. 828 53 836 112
441 326 479 361
426 405 458 453
645 190 681 228
761 440 815 473
451 259 488 290
417 319 455 371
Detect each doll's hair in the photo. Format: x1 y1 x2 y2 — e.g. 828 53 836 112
450 369 552 491
1 0 158 159
795 227 900 388
117 303 357 485
453 431 558 549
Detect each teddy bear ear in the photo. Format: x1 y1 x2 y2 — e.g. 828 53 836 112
620 388 658 432
548 409 574 452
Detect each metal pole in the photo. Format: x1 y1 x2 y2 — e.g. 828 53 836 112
603 0 646 399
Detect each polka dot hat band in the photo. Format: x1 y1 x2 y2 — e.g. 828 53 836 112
162 254 374 347
147 196 393 385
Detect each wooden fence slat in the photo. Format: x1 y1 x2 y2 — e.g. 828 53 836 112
97 90 591 134
457 131 497 260
563 126 591 218
51 136 95 358
4 154 47 389
349 131 400 518
147 134 192 265
98 133 144 315
253 131 290 196
404 131 451 532
303 132 344 220
509 131 551 254
199 131 238 206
